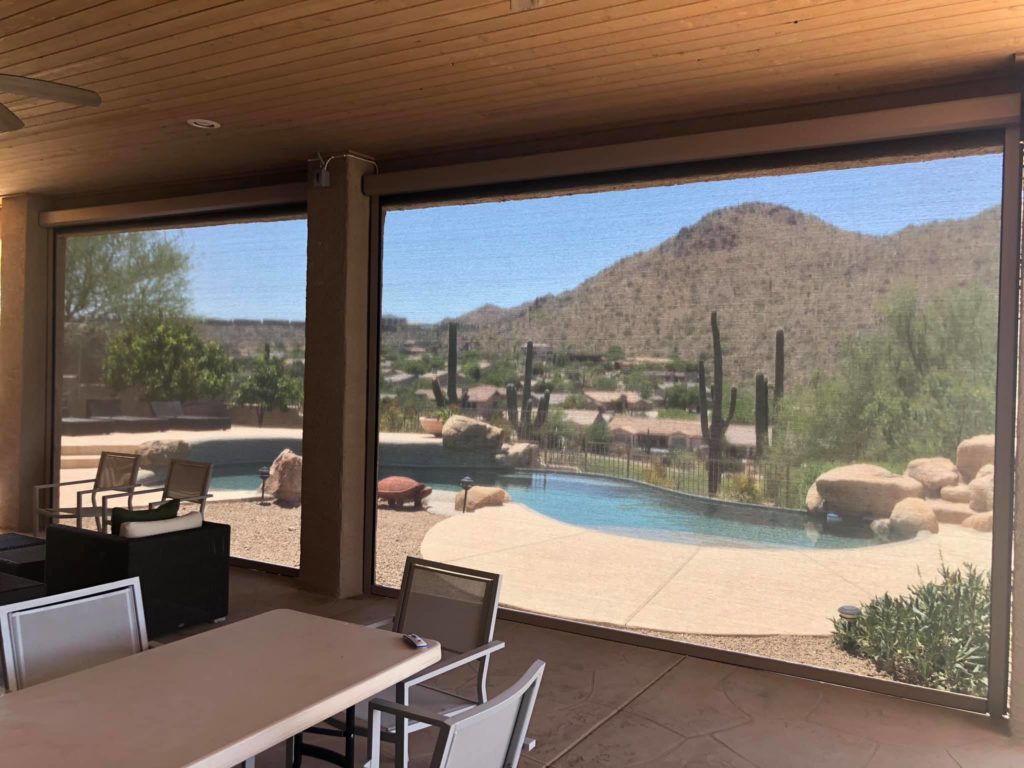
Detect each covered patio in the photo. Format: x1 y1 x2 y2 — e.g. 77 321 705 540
2 1 1024 765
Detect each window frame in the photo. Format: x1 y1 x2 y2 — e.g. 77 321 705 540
366 122 1021 718
48 203 308 576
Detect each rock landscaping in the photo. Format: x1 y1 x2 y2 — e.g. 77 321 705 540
266 448 302 505
806 434 995 540
455 485 511 512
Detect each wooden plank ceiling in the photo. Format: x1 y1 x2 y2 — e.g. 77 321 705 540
0 0 1020 198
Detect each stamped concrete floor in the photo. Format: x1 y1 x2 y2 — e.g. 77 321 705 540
161 567 1024 767
421 505 992 635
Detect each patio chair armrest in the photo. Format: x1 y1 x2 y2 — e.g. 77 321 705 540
34 479 93 492
151 493 212 510
367 698 450 729
102 487 161 513
367 617 395 631
400 639 506 690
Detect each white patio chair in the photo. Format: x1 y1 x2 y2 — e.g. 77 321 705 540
32 451 141 536
0 577 148 692
367 660 545 768
100 459 213 533
291 557 505 768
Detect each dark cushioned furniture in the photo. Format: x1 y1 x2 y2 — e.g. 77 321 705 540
0 572 46 605
44 522 230 637
0 544 46 581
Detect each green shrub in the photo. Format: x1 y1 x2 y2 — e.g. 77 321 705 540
832 564 990 695
719 472 765 504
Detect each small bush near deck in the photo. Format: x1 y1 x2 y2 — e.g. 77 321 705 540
832 564 989 696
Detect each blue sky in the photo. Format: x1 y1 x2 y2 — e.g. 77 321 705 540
170 153 1002 322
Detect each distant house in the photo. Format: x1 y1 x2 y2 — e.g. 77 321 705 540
463 385 505 417
521 342 555 362
607 415 704 451
724 424 767 458
583 390 649 412
562 409 602 428
384 372 415 386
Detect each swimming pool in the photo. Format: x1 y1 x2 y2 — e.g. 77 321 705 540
379 466 879 550
208 463 266 494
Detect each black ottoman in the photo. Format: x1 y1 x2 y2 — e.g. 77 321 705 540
0 533 43 551
0 544 45 582
0 572 46 606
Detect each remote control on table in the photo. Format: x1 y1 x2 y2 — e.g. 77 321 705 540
403 633 429 649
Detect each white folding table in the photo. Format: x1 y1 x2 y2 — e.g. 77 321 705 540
0 608 441 767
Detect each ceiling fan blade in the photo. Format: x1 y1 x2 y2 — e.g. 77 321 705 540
0 102 24 132
0 74 100 106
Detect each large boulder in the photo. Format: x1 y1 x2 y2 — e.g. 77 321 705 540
962 512 993 532
137 439 190 470
805 483 825 516
496 442 538 468
456 485 511 512
889 498 939 538
905 457 959 497
442 415 504 453
968 463 994 512
814 464 924 519
927 499 974 525
869 518 891 542
956 434 994 482
940 484 972 504
266 449 302 505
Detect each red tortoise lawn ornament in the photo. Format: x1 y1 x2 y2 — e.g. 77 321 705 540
377 476 433 510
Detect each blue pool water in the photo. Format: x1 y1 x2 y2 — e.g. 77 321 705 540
209 464 265 493
380 467 878 550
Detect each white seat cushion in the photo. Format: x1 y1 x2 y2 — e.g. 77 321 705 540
120 511 202 539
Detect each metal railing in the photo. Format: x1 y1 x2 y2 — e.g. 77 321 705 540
538 436 799 508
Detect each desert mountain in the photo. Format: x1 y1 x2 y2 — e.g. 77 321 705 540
450 203 1000 383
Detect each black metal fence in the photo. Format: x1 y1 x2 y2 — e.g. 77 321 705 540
538 436 800 509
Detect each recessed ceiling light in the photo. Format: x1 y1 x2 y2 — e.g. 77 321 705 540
186 118 221 130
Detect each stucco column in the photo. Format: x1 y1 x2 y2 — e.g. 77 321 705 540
0 195 52 532
1012 341 1024 736
300 156 373 596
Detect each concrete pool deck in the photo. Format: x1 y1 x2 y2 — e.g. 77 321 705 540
421 503 992 635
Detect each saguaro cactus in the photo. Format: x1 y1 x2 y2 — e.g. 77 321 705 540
774 328 785 404
698 311 737 496
506 383 519 426
520 341 534 436
506 341 550 439
446 322 459 405
754 372 769 456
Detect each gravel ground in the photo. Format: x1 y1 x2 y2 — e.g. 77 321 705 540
638 628 887 678
203 498 301 568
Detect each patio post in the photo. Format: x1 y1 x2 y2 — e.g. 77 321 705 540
0 195 54 532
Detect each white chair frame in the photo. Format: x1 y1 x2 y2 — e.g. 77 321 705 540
368 660 545 768
32 451 142 536
0 577 148 692
100 459 214 533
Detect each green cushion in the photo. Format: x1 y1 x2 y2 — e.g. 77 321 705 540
110 499 180 536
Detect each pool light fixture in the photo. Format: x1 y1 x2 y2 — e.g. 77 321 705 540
837 605 862 623
459 476 474 512
258 466 271 505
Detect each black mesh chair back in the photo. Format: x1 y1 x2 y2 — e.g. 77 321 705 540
395 558 501 654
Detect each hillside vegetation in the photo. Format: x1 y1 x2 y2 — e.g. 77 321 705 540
449 203 1000 382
